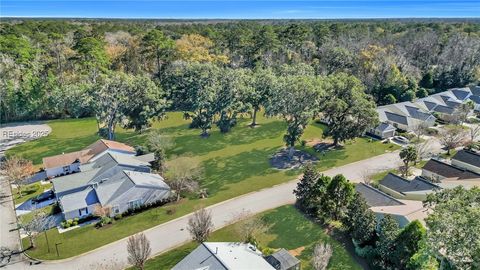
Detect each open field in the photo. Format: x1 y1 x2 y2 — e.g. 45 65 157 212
140 205 363 270
9 112 398 259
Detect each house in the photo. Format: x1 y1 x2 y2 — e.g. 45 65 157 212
355 183 428 227
59 170 170 220
52 151 168 220
375 101 436 132
415 87 475 122
378 173 441 201
173 242 298 270
451 149 480 174
421 159 480 182
42 139 136 178
370 122 396 139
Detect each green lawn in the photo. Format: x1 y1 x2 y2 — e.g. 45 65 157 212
141 205 363 270
13 182 52 205
10 112 398 260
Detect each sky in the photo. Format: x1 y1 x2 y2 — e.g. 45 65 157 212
1 0 479 19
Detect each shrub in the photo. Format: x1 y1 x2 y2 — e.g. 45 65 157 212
301 140 307 147
426 128 438 136
166 208 176 215
114 214 123 220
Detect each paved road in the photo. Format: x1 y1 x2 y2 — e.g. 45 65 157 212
0 175 22 267
4 151 402 270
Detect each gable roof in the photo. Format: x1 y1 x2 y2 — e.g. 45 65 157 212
380 173 441 194
453 150 480 168
376 122 396 132
52 152 151 194
94 170 169 206
59 187 99 212
265 249 300 270
385 111 409 125
173 242 275 270
42 139 135 169
451 88 471 101
423 159 480 180
355 183 404 207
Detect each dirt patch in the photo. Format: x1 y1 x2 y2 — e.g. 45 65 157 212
270 148 318 170
289 246 305 257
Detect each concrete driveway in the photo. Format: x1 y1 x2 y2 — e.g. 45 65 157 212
4 151 402 270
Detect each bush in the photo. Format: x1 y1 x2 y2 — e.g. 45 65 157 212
301 140 307 147
114 214 123 220
166 208 176 215
426 127 438 136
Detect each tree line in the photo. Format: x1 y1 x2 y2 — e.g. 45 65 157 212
294 164 480 269
1 19 480 124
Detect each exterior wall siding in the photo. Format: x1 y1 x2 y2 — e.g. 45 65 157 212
451 160 480 173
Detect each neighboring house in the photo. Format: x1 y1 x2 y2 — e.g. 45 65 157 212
355 183 428 227
265 249 301 270
451 149 480 174
52 151 168 220
421 159 480 182
370 122 396 139
372 86 480 134
173 242 295 270
376 101 436 132
42 139 136 178
378 173 441 201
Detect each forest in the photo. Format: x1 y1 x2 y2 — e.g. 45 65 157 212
1 19 480 126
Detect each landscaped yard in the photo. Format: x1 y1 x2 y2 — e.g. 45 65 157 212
140 205 363 270
10 112 398 259
12 182 52 205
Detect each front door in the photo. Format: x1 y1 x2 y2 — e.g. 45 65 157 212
79 207 88 216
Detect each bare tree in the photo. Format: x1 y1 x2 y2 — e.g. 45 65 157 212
312 242 333 270
0 156 35 197
147 130 175 174
233 211 268 243
412 123 428 141
187 208 213 243
438 126 468 155
470 124 480 142
360 169 373 185
165 157 202 201
20 211 55 249
94 205 111 218
127 233 151 270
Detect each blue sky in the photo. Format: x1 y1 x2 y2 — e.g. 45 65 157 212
1 1 479 19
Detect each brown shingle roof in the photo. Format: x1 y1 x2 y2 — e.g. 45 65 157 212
42 139 135 169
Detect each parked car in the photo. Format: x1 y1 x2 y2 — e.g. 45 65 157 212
393 136 410 145
32 190 54 204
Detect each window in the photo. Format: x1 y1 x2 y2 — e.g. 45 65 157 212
112 206 120 214
128 200 142 209
63 166 70 173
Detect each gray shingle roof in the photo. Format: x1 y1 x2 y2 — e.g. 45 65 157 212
355 183 404 207
265 249 300 270
433 105 455 115
385 111 408 125
453 150 480 168
380 173 440 193
52 168 103 194
59 187 98 212
451 89 471 101
377 122 396 132
423 159 480 180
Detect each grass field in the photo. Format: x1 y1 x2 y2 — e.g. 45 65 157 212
140 205 363 270
10 112 398 259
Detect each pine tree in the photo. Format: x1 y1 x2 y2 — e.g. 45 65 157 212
293 163 320 214
373 215 400 270
344 193 377 246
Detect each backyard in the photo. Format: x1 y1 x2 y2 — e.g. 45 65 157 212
9 112 398 259
140 205 363 270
